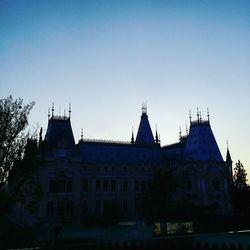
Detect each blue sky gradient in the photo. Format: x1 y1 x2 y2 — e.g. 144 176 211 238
1 0 250 174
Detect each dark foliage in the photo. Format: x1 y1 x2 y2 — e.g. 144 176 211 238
0 96 40 216
232 161 250 217
233 160 248 189
0 95 35 189
139 168 179 222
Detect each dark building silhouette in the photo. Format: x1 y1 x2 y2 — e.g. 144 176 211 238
37 104 232 222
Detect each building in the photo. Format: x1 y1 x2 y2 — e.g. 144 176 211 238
37 104 232 223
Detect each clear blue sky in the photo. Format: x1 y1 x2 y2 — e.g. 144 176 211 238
1 0 250 175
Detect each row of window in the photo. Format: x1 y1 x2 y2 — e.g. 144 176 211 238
82 179 148 193
46 201 74 216
188 150 218 155
185 177 222 192
46 199 139 216
49 180 72 193
82 165 153 172
48 179 148 193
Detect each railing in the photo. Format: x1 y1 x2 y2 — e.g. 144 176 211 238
79 138 131 145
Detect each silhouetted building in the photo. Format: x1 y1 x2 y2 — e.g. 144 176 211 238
37 104 232 222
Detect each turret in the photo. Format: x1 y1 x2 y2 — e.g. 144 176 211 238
184 109 223 161
44 104 75 149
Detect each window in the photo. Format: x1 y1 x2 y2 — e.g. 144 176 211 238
49 179 72 193
56 201 64 216
135 199 140 212
66 180 72 192
213 177 220 192
198 177 206 192
186 178 192 192
134 180 139 192
111 180 116 192
123 200 128 212
141 180 147 191
66 201 74 216
49 180 56 192
103 180 109 192
123 180 128 192
46 201 54 216
81 180 88 192
96 180 101 192
96 200 101 213
81 200 88 215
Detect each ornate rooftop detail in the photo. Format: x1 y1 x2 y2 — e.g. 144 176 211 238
135 105 155 145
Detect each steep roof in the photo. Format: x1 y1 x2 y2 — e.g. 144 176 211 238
44 116 75 148
184 119 223 162
135 106 155 145
78 140 161 166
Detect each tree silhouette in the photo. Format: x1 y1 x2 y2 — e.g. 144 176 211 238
139 168 178 222
233 160 248 189
232 160 250 217
0 96 37 215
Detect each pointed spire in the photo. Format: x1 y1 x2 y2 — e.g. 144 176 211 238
179 126 182 141
189 110 192 124
142 101 147 115
69 103 71 118
207 108 210 123
39 127 43 146
186 124 188 136
135 103 155 145
197 107 199 122
226 140 232 163
64 109 66 119
131 126 134 144
52 102 55 117
59 104 61 116
48 107 50 121
81 128 83 141
155 124 159 144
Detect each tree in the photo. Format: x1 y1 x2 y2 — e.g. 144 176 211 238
0 96 37 215
233 160 248 189
232 161 250 217
139 168 178 222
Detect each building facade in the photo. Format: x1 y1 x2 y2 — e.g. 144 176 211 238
37 105 232 222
